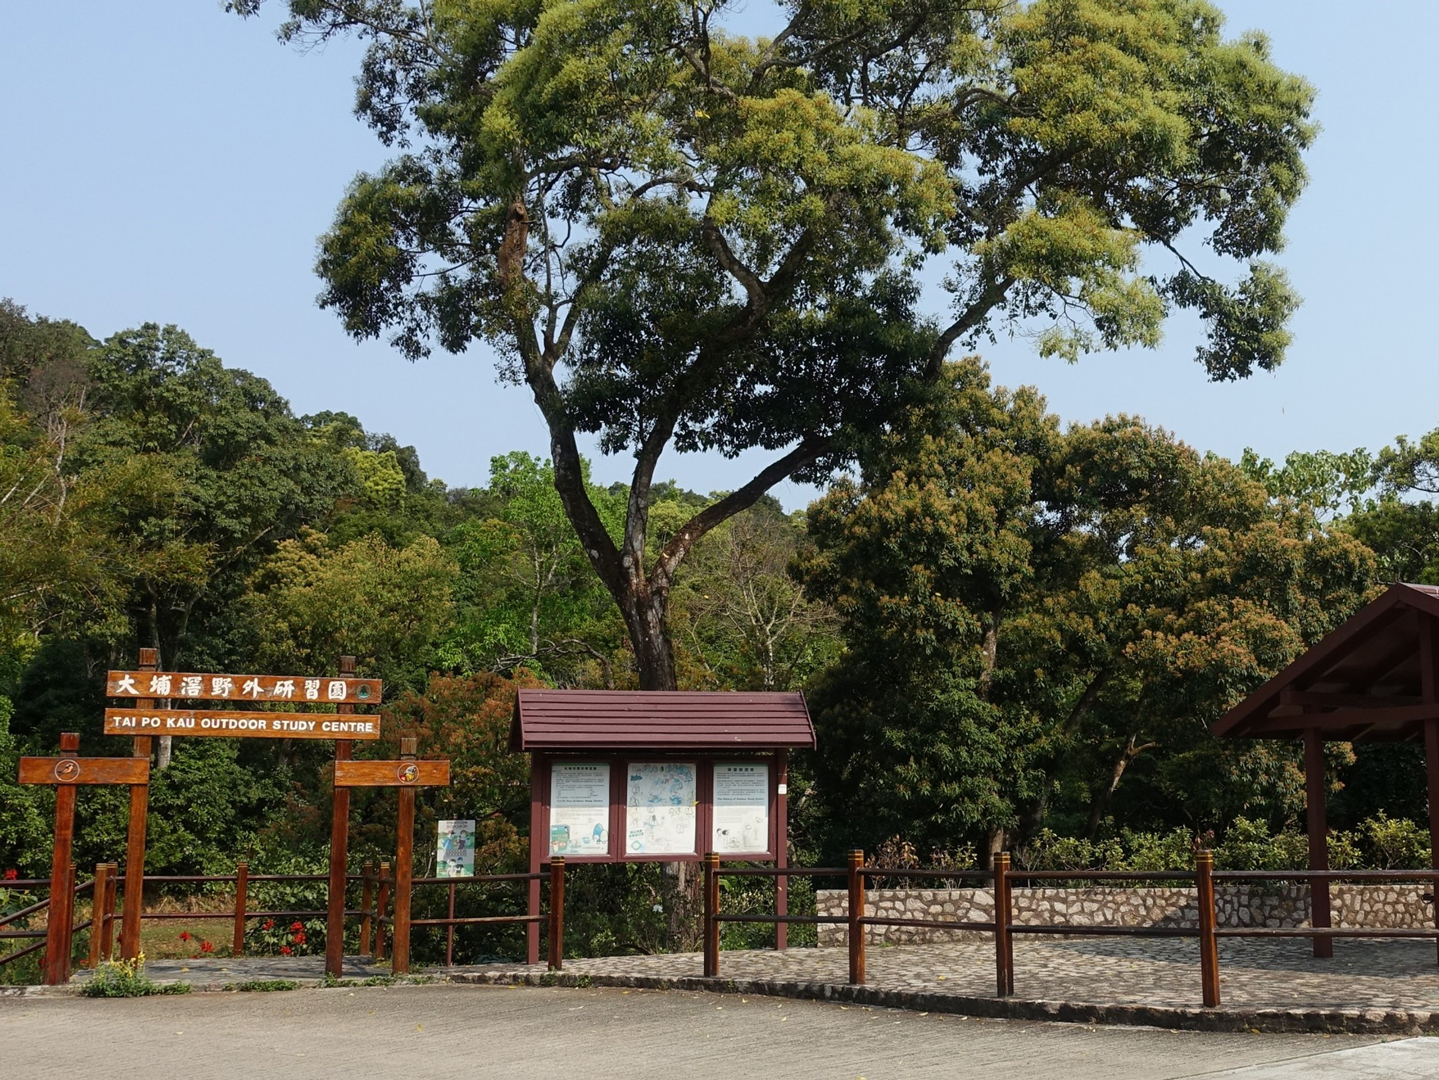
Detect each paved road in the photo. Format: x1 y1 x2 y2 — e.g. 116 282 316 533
3 985 1436 1079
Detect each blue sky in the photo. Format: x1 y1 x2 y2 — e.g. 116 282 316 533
2 2 1435 507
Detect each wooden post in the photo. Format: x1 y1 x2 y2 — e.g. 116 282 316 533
325 655 357 978
87 863 110 969
391 736 417 974
993 851 1013 997
101 862 118 961
1197 850 1221 1007
847 848 865 986
547 857 565 971
1303 725 1333 958
121 648 157 961
232 860 249 957
360 861 375 957
43 733 80 985
1420 615 1439 965
775 749 788 951
375 861 391 961
527 754 544 965
446 881 457 968
703 852 720 978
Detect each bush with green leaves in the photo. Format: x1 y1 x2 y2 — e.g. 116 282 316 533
81 954 189 998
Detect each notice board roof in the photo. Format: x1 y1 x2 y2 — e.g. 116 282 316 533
511 690 816 752
1212 582 1439 743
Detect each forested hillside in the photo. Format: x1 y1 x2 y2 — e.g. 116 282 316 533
4 299 1438 905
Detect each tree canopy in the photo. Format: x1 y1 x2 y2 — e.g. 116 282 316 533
233 0 1317 687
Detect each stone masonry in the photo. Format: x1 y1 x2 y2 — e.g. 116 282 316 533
815 884 1436 945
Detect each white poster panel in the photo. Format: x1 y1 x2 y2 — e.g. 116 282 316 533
550 762 611 857
712 762 770 854
437 819 475 877
625 762 697 855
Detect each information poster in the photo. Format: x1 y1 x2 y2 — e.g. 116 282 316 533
436 819 475 877
712 763 770 854
625 762 697 855
550 762 611 857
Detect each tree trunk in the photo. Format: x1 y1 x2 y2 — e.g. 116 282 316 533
621 591 678 691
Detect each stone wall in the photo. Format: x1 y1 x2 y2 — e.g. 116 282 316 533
814 885 1434 946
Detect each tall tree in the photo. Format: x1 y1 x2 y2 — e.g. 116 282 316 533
235 0 1316 688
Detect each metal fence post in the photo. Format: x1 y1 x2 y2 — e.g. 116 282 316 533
232 860 249 957
994 851 1013 996
1197 850 1220 1007
847 849 866 986
547 858 566 971
703 852 720 978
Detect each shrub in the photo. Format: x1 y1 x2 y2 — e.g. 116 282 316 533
1365 812 1431 869
80 954 190 998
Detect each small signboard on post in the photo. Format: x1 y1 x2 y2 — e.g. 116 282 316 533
437 820 475 878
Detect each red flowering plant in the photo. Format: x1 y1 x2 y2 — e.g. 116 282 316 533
244 915 325 957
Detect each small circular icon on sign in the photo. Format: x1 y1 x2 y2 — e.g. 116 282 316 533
357 685 371 700
397 763 420 785
54 759 81 783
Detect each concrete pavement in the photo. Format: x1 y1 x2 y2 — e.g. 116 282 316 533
5 984 1438 1079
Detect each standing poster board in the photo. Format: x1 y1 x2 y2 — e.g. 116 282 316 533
625 762 697 855
550 762 612 857
712 762 770 854
437 819 475 877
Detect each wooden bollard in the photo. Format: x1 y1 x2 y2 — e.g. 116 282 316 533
232 861 249 957
375 861 391 961
87 862 110 969
994 851 1013 996
847 849 866 986
360 861 375 957
547 858 565 971
703 852 720 978
1197 850 1220 1007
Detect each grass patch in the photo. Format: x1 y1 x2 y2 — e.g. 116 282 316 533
231 979 300 992
80 955 192 998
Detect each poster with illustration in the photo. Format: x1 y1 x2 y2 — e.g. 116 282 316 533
625 762 697 855
550 762 611 856
436 819 475 877
712 762 769 854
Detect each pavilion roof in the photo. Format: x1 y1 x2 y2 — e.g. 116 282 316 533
1212 582 1439 743
510 690 816 752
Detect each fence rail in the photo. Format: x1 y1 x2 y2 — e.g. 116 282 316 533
703 849 1439 1008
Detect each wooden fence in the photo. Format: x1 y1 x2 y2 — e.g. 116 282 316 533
704 850 1439 1008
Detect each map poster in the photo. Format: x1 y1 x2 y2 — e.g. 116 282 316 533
712 762 770 854
550 762 611 857
625 762 697 855
437 819 475 877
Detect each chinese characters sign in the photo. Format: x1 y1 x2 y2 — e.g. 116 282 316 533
549 763 611 857
105 709 381 740
106 671 382 705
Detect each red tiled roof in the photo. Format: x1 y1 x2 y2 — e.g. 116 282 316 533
511 690 816 752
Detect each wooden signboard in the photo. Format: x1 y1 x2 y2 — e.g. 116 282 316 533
104 708 381 740
329 738 450 975
107 671 382 704
18 733 151 984
334 760 450 787
18 755 150 786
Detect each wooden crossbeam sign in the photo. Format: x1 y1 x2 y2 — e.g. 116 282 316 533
17 733 151 984
103 708 381 740
107 671 382 704
332 737 449 975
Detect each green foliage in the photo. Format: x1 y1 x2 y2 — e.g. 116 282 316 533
81 954 190 997
799 359 1378 858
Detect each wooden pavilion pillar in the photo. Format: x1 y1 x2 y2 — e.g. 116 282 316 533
1303 725 1333 958
1420 616 1439 964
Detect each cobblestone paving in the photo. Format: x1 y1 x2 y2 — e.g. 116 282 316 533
452 937 1439 1013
